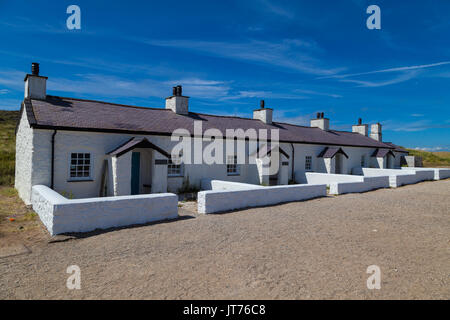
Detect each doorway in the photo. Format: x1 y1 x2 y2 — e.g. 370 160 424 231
131 152 140 195
335 154 343 174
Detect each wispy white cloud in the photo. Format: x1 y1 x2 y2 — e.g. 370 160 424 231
0 70 25 90
339 70 419 87
48 74 234 100
383 119 450 132
220 90 308 101
0 89 10 95
139 38 344 76
410 113 424 117
293 89 342 98
318 61 450 80
257 0 295 19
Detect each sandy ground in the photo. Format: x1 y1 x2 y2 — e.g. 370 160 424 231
0 180 449 299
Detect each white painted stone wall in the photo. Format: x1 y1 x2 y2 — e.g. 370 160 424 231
201 179 264 191
15 110 34 204
198 183 326 214
305 172 389 194
112 153 132 196
353 167 431 187
31 185 178 235
401 167 449 180
19 123 392 202
293 144 377 183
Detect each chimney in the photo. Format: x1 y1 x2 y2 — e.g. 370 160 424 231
253 100 273 124
165 85 189 115
370 123 382 141
24 62 47 100
352 118 368 136
310 112 329 130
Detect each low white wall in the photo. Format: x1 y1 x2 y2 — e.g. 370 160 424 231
198 183 326 214
354 168 425 187
201 179 264 191
306 172 362 185
306 173 389 195
31 185 178 235
401 167 450 180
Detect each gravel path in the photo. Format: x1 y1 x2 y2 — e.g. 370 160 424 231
0 180 449 299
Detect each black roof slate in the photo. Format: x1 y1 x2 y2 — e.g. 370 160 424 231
26 96 395 149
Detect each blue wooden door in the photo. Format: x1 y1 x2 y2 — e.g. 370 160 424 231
131 152 140 195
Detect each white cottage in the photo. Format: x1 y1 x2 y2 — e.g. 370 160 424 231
15 63 406 204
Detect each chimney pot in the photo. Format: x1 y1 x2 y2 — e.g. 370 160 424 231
358 118 362 125
166 85 189 114
310 113 329 130
31 62 39 76
176 85 182 96
253 101 272 124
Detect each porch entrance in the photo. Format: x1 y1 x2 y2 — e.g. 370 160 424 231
131 152 140 195
335 153 343 174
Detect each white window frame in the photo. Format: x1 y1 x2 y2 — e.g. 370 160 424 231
227 155 239 176
168 153 184 177
305 155 312 171
68 152 93 181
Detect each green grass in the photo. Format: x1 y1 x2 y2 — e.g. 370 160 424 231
406 148 450 167
0 111 18 186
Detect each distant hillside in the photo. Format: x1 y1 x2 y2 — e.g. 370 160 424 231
406 148 450 168
0 110 19 185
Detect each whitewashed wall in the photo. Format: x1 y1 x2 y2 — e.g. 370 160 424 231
402 167 450 180
31 185 178 235
15 110 34 204
305 172 389 194
354 167 431 187
201 179 264 191
198 182 326 214
20 123 391 201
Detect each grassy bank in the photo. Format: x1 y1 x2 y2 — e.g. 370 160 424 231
406 148 450 167
0 111 18 186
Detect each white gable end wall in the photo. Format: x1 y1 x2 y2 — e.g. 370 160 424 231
15 110 34 204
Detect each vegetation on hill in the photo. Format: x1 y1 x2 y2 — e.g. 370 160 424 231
0 110 19 186
406 148 450 168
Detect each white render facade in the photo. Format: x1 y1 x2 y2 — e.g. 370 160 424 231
15 64 405 204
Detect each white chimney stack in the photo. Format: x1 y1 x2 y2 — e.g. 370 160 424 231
352 118 368 136
253 100 273 124
370 123 382 141
165 85 189 115
310 112 329 130
24 62 47 100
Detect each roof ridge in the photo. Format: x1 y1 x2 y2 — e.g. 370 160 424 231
45 95 168 112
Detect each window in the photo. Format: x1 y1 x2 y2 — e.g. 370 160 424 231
69 153 91 180
361 155 366 167
168 153 183 177
227 155 239 175
305 156 312 171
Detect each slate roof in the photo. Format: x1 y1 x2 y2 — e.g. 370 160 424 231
107 137 170 158
384 142 409 154
371 148 395 158
318 147 349 159
24 96 395 149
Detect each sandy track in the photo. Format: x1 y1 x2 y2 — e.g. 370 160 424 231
0 180 449 299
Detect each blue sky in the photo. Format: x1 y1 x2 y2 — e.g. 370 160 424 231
1 0 449 151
